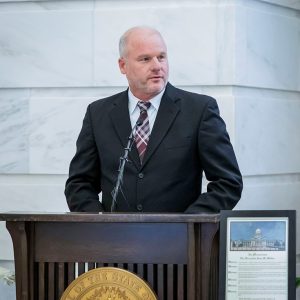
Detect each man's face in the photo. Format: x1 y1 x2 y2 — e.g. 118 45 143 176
118 30 169 101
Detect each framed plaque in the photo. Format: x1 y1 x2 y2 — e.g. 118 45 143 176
219 210 296 300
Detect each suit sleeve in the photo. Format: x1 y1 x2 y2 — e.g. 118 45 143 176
65 105 104 212
185 98 243 213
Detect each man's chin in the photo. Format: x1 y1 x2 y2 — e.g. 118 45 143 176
147 87 164 97
148 81 166 93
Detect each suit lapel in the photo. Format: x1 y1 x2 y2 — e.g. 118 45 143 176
109 91 141 169
142 84 180 168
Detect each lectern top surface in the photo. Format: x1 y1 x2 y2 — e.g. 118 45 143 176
0 211 219 223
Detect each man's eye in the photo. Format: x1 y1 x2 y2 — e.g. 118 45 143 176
140 57 150 62
158 55 166 61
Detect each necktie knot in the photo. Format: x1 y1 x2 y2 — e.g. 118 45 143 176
137 101 151 112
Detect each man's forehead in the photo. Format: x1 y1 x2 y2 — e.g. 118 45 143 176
135 52 167 60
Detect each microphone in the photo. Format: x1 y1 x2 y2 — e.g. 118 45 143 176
110 118 142 212
136 119 142 127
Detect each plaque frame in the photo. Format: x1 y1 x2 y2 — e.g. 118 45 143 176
219 210 296 300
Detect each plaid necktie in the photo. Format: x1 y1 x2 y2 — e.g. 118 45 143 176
135 101 151 162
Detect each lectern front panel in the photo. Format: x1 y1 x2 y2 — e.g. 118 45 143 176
34 222 188 264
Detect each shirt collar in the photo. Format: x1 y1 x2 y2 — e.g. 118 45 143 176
128 88 165 115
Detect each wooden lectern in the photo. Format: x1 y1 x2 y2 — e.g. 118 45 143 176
0 213 220 300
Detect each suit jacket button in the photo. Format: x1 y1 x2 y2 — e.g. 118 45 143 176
138 173 144 179
137 204 143 211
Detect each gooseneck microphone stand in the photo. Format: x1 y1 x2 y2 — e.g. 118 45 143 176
110 120 141 212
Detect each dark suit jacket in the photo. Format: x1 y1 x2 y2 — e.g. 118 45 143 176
65 83 242 213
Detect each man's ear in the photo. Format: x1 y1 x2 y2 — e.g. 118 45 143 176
118 57 126 74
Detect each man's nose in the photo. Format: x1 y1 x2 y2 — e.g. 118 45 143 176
150 57 161 70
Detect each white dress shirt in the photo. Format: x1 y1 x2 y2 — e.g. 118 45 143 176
128 88 165 134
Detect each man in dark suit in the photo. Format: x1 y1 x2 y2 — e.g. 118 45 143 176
65 26 243 213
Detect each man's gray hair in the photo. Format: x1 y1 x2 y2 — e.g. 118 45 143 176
119 26 164 58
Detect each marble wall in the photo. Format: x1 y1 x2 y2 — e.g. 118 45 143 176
0 0 300 298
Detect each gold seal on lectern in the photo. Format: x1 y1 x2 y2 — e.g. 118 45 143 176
60 267 157 300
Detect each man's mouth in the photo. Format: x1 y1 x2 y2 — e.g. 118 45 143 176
149 76 162 80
